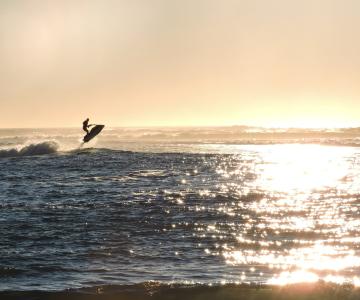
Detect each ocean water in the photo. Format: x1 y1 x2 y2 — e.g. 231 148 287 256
1 127 360 292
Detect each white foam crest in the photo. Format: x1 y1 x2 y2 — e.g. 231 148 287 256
0 141 60 158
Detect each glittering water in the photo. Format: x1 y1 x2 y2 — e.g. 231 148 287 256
1 128 360 290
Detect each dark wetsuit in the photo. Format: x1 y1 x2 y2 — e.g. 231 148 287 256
83 120 89 134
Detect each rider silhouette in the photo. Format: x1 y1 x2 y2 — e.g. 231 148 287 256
83 118 91 134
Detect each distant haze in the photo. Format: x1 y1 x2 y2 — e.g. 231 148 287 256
1 0 360 128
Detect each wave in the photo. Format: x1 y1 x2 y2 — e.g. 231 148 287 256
1 282 360 299
0 141 59 158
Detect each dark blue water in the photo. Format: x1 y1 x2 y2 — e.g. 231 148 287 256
1 149 251 290
2 130 360 291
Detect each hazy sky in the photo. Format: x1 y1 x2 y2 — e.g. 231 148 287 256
1 0 360 128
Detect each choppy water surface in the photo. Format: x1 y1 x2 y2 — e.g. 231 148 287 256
1 128 360 290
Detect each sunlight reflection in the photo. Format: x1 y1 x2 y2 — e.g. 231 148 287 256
253 145 352 193
268 270 319 285
212 144 360 285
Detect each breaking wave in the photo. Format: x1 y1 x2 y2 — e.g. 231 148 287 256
0 141 59 158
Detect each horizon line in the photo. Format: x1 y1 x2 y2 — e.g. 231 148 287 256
0 124 360 130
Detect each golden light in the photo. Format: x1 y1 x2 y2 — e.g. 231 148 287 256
216 144 360 285
251 144 352 193
268 270 319 285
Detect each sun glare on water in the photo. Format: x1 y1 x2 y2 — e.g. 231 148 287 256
211 144 360 286
254 144 351 192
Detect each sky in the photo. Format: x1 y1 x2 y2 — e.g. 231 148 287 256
1 0 360 128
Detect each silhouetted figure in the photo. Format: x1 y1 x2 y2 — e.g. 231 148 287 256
83 118 91 134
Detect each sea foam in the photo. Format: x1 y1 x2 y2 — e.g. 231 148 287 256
0 141 59 158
